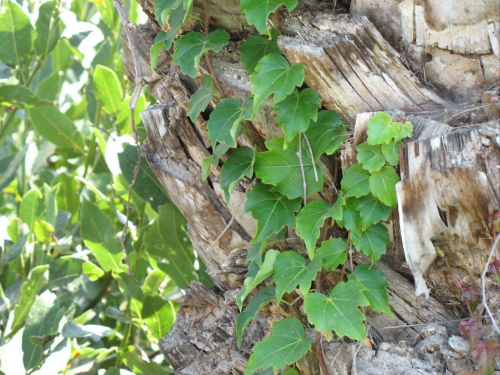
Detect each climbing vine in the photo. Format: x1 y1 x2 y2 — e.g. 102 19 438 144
152 1 413 373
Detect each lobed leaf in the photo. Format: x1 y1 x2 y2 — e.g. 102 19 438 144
341 164 370 198
240 30 281 73
369 166 399 207
315 238 347 271
356 143 385 173
187 74 215 121
240 0 298 35
349 265 393 315
220 146 256 203
356 193 392 230
305 110 346 159
207 97 252 148
352 223 389 262
367 113 399 145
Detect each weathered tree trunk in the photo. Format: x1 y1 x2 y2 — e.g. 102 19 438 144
123 1 499 373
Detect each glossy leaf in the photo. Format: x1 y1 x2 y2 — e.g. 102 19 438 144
245 184 302 243
349 265 392 315
173 30 229 77
245 318 311 374
315 238 347 271
94 65 123 116
304 280 369 341
356 193 392 230
353 223 389 262
275 88 321 144
0 85 51 109
369 166 399 207
341 164 370 198
251 54 304 114
254 137 323 200
220 146 256 203
34 1 60 58
240 0 298 35
240 30 280 73
273 252 322 302
367 113 399 145
356 143 385 172
187 74 214 121
236 286 275 347
29 106 85 154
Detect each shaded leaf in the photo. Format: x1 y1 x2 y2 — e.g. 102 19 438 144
240 30 280 73
381 143 399 166
34 1 60 58
220 146 255 203
62 321 114 341
115 272 143 319
341 164 370 198
349 265 393 315
356 193 392 230
0 234 27 269
240 0 298 35
353 223 389 262
0 85 51 109
304 110 346 159
315 238 347 271
187 74 214 121
369 166 399 207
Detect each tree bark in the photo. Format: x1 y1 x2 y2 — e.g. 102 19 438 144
122 1 500 373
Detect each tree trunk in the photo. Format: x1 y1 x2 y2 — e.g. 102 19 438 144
122 1 499 373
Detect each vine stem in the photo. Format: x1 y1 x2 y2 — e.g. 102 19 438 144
303 133 318 182
203 0 226 97
482 234 500 334
297 134 307 205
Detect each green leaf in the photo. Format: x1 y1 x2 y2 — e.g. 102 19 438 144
0 0 35 76
123 351 173 375
369 166 399 207
141 296 175 340
11 265 49 335
393 121 413 143
349 265 392 315
94 65 123 116
315 238 347 271
34 1 60 59
275 89 321 145
245 184 301 243
338 197 361 237
273 252 322 302
353 223 389 262
236 286 275 347
37 71 64 101
236 249 279 310
201 156 212 180
240 30 281 73
80 200 126 272
29 106 85 154
118 144 170 211
19 189 44 232
114 272 143 319
22 291 61 372
296 200 343 258
173 30 229 77
240 0 298 35
356 193 392 230
341 164 371 198
0 234 27 269
367 113 399 145
0 85 51 109
305 110 346 159
187 74 214 121
304 280 369 341
82 261 105 281
33 220 54 243
282 370 300 375
254 137 323 200
356 143 385 173
206 97 251 148
251 54 304 114
61 321 113 341
144 204 197 289
220 146 256 203
245 318 311 375
381 143 399 166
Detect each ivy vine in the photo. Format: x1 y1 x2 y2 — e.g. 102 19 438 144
151 1 414 373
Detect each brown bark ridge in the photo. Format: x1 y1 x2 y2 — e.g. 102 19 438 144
122 1 500 374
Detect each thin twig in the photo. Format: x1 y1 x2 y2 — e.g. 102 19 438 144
315 273 331 375
114 0 144 284
351 341 362 375
482 234 500 334
297 134 307 205
303 133 318 182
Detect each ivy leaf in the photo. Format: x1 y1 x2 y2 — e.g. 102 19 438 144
393 121 413 143
236 286 275 347
275 88 321 145
352 223 389 262
240 0 298 36
245 184 302 243
187 74 214 121
240 29 281 73
356 193 392 230
367 113 399 145
220 146 256 203
303 280 369 341
173 30 229 77
273 252 322 302
369 166 399 207
236 250 279 310
254 137 323 200
338 197 361 237
251 54 304 115
296 200 343 258
245 318 311 375
341 164 370 198
356 143 385 173
207 97 252 148
305 110 346 160
349 265 393 315
315 238 347 271
381 143 399 166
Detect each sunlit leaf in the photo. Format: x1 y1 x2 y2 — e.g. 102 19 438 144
94 64 123 117
369 166 399 207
